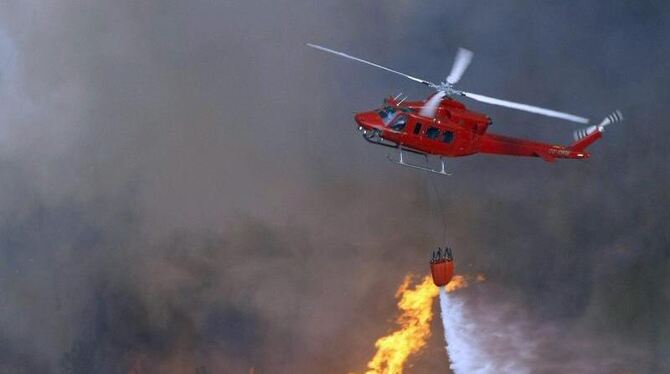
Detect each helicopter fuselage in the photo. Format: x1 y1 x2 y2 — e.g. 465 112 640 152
355 96 593 162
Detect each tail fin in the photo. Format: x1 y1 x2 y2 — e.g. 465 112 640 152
571 110 623 151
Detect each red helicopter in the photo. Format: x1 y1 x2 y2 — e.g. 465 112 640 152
308 44 623 175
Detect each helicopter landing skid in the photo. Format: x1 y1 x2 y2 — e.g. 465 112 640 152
386 149 452 176
362 130 398 149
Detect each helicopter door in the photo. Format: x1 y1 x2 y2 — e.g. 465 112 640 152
411 119 423 137
405 116 428 145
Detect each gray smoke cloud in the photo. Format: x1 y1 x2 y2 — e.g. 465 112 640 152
0 1 668 373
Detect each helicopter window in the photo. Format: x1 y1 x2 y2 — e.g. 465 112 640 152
426 127 440 140
390 114 407 131
413 123 422 135
442 130 454 143
378 107 397 125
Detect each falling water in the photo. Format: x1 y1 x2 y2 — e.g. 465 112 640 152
439 288 533 374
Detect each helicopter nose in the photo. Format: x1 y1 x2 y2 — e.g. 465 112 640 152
354 113 368 129
354 112 379 131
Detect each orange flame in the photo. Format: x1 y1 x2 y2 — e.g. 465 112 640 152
445 275 468 293
362 274 470 374
364 275 438 374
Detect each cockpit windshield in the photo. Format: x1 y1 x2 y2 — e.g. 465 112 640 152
378 106 397 125
379 106 412 126
389 114 407 131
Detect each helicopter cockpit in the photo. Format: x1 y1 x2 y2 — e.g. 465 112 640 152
388 114 407 131
378 106 397 125
378 106 411 131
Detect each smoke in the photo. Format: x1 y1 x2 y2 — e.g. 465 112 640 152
0 1 668 373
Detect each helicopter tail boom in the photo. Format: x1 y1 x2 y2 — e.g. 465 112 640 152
570 129 603 152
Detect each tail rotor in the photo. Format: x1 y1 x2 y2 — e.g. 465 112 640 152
573 110 623 141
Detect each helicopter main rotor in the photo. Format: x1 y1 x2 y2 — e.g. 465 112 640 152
307 43 589 124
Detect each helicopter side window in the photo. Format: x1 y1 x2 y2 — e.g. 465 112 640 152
390 114 407 131
442 130 454 143
413 123 422 135
426 127 440 140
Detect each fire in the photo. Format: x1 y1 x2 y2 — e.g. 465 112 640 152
445 275 468 293
365 275 439 374
362 274 471 374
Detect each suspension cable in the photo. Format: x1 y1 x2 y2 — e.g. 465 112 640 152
427 174 447 244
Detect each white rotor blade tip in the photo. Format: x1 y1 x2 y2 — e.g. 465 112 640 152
306 43 435 87
446 48 474 84
463 91 589 124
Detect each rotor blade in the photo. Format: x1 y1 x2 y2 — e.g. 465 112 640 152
307 43 436 87
419 91 446 118
446 48 474 85
462 91 589 124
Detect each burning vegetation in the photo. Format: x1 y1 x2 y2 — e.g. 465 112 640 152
360 274 471 374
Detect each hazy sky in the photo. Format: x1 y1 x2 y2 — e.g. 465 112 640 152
0 1 668 373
